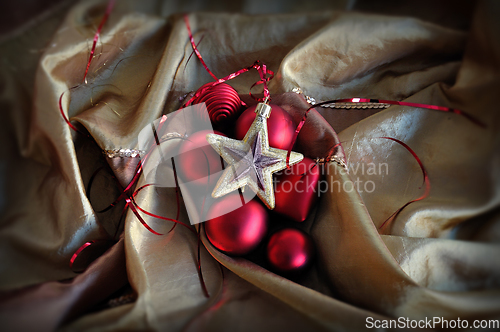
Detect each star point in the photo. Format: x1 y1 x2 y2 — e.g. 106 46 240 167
206 105 303 209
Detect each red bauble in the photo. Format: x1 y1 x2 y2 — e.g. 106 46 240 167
234 104 295 150
266 228 315 273
177 130 224 187
205 195 268 256
274 157 321 222
192 83 243 131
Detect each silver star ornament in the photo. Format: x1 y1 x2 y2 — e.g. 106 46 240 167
206 102 303 209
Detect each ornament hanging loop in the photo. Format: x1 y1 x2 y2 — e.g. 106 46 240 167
255 102 272 118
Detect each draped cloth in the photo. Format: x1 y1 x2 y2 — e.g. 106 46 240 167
0 0 499 330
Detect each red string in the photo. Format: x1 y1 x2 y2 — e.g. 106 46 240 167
69 241 95 269
376 137 431 231
60 0 116 135
126 199 163 235
183 15 218 81
131 185 194 234
249 61 272 101
183 14 273 106
283 100 432 230
82 0 116 83
79 122 211 238
81 122 188 237
59 89 90 137
184 35 206 74
184 61 274 107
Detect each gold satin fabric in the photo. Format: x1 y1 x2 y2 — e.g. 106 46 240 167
1 0 499 331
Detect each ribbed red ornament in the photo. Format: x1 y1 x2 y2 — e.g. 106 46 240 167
234 104 295 150
192 83 243 131
266 228 315 274
205 195 268 256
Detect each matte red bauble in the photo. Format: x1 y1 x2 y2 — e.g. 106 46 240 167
266 228 315 273
177 130 224 187
234 104 295 150
192 83 243 131
274 157 321 222
205 195 268 256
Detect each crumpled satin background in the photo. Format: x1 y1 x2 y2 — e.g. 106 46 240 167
0 0 499 331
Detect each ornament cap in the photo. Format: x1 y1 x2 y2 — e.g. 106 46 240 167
255 102 272 118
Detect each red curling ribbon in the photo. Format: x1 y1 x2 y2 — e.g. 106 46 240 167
83 121 189 236
184 61 274 106
131 184 194 234
69 4 198 277
59 89 91 138
60 0 116 135
69 241 95 269
183 14 273 106
185 35 205 71
82 0 116 83
286 98 485 167
249 61 272 101
83 125 217 238
377 137 430 231
183 15 218 81
101 134 187 234
125 133 209 296
69 239 115 272
126 198 163 235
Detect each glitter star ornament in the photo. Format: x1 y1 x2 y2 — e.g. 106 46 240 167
206 102 303 209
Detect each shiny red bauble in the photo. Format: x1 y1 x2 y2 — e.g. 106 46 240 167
205 195 268 256
234 104 295 150
191 83 243 131
176 130 224 187
274 157 321 222
266 228 315 273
